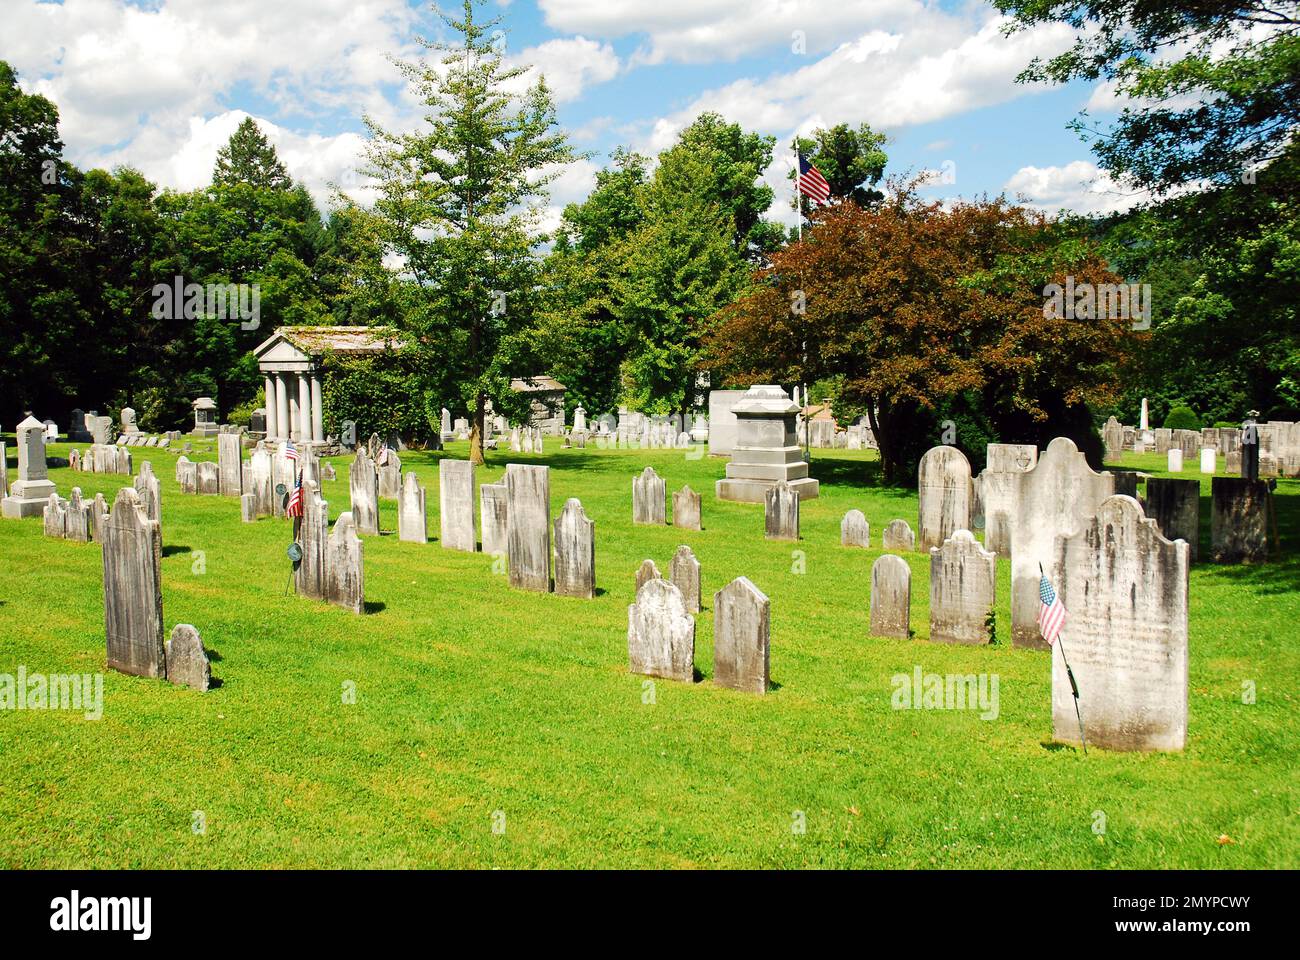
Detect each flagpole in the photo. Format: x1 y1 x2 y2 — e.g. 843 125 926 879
793 138 802 242
793 139 810 464
1041 563 1087 755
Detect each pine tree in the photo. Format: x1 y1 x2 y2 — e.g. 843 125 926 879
361 0 576 464
213 117 292 190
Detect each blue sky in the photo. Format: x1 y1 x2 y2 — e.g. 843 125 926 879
6 0 1143 223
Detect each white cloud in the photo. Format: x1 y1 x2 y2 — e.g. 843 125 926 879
1003 160 1152 215
514 36 620 103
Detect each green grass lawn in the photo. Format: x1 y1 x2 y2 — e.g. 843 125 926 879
1 438 1297 868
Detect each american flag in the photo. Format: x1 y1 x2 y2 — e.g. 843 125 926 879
377 442 390 467
797 154 831 205
283 439 298 462
286 471 304 518
1038 571 1067 645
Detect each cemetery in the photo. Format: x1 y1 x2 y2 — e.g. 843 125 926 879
1 0 1297 881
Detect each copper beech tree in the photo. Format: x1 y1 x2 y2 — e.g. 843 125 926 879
704 186 1132 482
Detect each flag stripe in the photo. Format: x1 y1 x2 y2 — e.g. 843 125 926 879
798 155 831 203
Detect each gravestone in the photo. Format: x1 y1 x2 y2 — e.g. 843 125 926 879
1211 477 1270 563
480 482 508 556
881 519 915 552
1102 416 1123 459
713 576 770 694
217 433 242 496
294 480 329 601
633 466 666 525
324 512 365 614
840 509 870 548
398 471 428 544
1011 437 1114 649
90 493 109 543
439 460 476 551
506 464 551 591
247 447 274 517
670 544 701 613
764 479 799 540
1145 478 1200 563
635 558 662 593
553 498 595 599
672 485 701 530
929 530 996 645
1051 495 1188 752
1167 448 1183 472
627 578 695 683
176 457 197 495
1200 448 1216 474
978 443 1038 556
716 385 818 501
133 461 161 527
2 416 56 518
68 448 80 472
869 555 910 639
917 445 973 551
102 488 165 678
166 624 210 692
1111 470 1139 500
377 448 402 499
65 488 92 543
349 447 380 535
240 493 257 523
43 493 66 539
196 461 220 495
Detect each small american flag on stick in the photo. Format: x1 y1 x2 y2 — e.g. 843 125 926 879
1038 570 1067 644
283 439 298 463
286 471 304 518
797 154 831 205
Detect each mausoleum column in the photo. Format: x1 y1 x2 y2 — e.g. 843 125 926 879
310 372 324 443
264 373 278 439
274 373 290 441
298 372 312 444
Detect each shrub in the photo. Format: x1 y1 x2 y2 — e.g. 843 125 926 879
1163 405 1202 431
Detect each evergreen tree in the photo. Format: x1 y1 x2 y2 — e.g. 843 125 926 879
213 117 292 190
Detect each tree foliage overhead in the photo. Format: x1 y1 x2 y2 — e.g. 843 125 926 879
791 122 889 215
998 0 1300 192
706 187 1131 480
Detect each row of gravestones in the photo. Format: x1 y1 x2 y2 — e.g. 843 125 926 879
68 445 134 476
43 462 162 543
631 467 702 530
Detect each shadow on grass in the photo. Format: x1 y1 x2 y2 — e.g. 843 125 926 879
162 545 192 557
364 600 386 614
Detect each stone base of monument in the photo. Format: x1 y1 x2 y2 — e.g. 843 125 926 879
714 385 821 503
2 479 58 518
716 475 819 503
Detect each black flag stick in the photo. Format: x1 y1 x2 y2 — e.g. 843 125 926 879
1041 563 1087 755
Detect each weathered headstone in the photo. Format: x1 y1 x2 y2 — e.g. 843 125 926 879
64 488 92 543
978 443 1038 556
627 578 695 683
917 445 973 551
1211 477 1270 563
294 479 329 601
553 498 595 599
869 555 910 639
633 466 666 525
672 484 701 530
635 558 662 594
2 416 56 518
479 482 508 557
196 460 220 495
670 544 701 613
43 493 67 539
840 509 870 548
506 464 550 591
1102 416 1123 460
166 624 210 692
102 488 165 678
398 471 428 543
929 530 996 645
764 479 799 541
1011 437 1114 648
325 512 365 614
881 518 915 552
438 459 476 551
133 461 161 526
1051 495 1188 751
240 493 257 523
1145 478 1199 563
176 457 197 495
349 447 380 535
217 433 242 497
90 493 109 543
713 576 770 694
377 447 402 499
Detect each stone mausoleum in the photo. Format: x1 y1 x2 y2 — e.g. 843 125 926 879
254 326 401 446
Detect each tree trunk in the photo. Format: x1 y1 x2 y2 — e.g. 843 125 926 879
468 391 486 466
867 399 893 484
